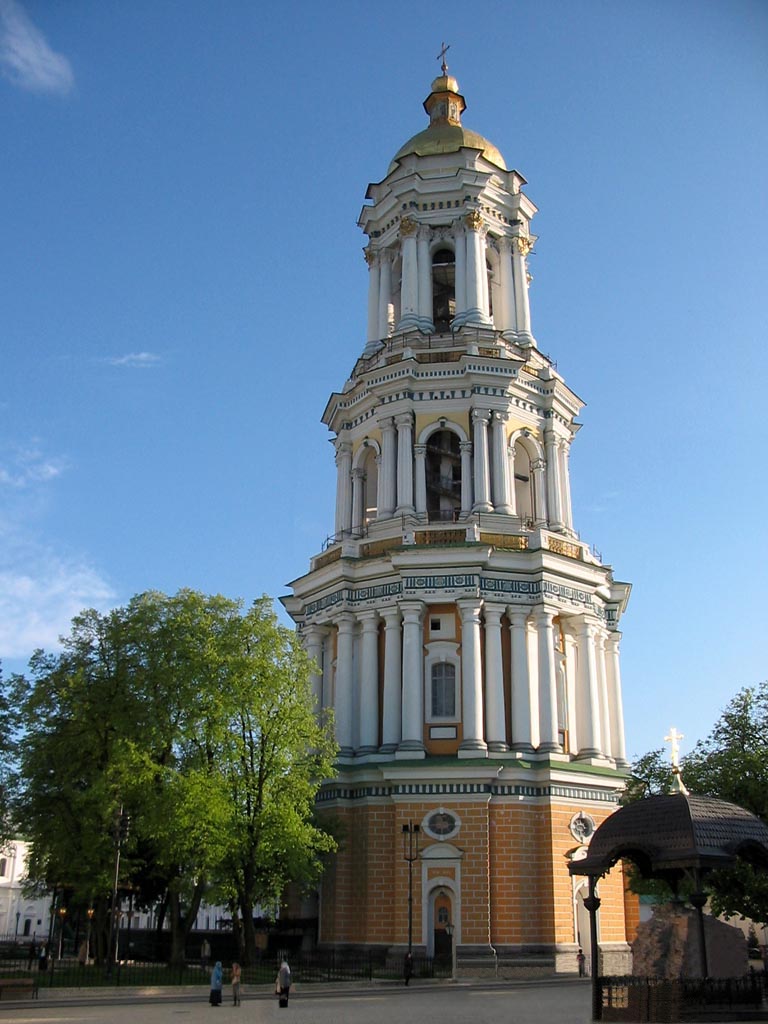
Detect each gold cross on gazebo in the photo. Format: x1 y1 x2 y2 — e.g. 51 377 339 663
664 726 684 768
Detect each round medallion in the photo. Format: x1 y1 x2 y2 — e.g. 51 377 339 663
569 812 596 843
425 809 459 840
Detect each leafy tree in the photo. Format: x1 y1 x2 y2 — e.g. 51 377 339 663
12 591 337 965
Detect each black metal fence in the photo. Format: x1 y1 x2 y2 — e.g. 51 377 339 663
0 947 446 989
600 974 766 1022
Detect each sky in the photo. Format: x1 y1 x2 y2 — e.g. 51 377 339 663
1 0 766 763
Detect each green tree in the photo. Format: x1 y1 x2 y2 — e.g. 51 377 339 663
13 591 337 966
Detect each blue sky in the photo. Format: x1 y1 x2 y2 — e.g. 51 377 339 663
1 0 766 762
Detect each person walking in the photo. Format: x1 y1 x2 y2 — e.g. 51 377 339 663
577 948 586 977
209 960 223 1006
276 958 291 1007
38 943 48 973
231 961 241 1006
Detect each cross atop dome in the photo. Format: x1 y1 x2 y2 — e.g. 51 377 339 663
437 41 450 75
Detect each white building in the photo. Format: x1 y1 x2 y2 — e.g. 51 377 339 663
0 840 51 940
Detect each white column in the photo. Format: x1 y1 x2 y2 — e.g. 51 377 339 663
463 211 491 326
458 598 487 754
595 629 612 760
559 439 574 532
460 442 473 515
453 224 467 324
365 249 381 344
511 236 533 340
506 441 518 516
417 226 433 331
334 614 356 756
334 441 352 537
321 632 333 710
303 625 326 714
484 604 508 751
399 602 425 754
531 457 548 526
544 431 564 531
491 412 513 514
472 409 493 513
397 218 419 332
377 417 397 518
358 611 380 753
377 251 392 340
395 413 415 514
534 608 561 752
497 237 515 333
414 444 427 516
381 607 402 752
508 609 534 751
576 619 603 758
351 466 365 536
605 632 628 765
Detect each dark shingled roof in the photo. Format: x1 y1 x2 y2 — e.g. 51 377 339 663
570 793 768 880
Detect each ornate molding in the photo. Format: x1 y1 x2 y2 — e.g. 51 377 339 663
399 216 418 238
464 210 484 232
513 236 533 257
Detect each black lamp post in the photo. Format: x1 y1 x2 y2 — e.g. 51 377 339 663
402 823 420 955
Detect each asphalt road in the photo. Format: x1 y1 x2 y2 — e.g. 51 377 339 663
0 980 593 1024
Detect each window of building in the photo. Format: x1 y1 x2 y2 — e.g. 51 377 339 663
431 662 456 718
432 248 456 332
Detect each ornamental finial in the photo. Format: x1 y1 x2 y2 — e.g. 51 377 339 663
437 41 450 75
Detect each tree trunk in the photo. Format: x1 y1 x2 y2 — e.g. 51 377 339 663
238 889 259 966
167 882 205 969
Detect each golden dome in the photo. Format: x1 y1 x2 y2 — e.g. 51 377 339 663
388 70 507 174
389 124 507 173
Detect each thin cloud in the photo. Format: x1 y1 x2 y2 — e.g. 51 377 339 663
0 0 74 95
105 352 163 369
0 443 68 489
0 554 116 659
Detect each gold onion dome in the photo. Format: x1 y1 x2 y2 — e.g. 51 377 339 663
389 71 507 173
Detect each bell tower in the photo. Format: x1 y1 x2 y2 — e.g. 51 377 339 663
283 65 635 975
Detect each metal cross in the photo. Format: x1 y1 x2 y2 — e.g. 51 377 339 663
437 42 450 74
664 727 684 768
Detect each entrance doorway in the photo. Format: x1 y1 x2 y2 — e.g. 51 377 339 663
433 889 452 965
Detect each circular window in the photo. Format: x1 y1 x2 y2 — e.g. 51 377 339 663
423 808 460 841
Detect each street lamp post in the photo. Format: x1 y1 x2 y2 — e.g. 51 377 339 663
57 906 67 960
86 908 94 962
402 822 420 955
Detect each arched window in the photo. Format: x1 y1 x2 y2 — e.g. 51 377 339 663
432 248 456 332
426 428 461 521
431 662 456 718
437 906 449 925
513 445 534 525
361 447 378 524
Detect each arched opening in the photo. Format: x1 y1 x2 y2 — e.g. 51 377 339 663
426 428 461 521
431 662 457 719
513 444 534 525
433 889 453 965
432 248 456 333
360 447 378 525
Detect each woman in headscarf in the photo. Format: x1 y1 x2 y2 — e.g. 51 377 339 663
209 960 223 1006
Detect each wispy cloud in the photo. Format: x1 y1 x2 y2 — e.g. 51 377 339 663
0 0 74 96
0 548 116 659
105 352 163 369
0 442 68 489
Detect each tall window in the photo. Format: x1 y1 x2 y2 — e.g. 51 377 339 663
431 662 456 718
432 249 456 332
426 428 461 521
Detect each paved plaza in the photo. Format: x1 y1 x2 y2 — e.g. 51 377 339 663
0 980 594 1024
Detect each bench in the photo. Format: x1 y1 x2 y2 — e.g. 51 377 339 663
0 976 39 999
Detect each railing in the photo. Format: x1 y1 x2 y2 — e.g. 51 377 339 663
0 949 447 988
599 974 765 1022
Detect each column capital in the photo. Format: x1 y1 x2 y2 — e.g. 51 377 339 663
471 408 492 425
381 606 401 627
464 209 484 232
507 607 531 626
357 609 379 630
303 623 328 642
364 247 376 267
512 235 534 257
456 597 483 622
413 443 427 457
532 606 556 627
483 603 505 625
460 441 473 454
351 466 365 480
399 216 418 238
492 411 509 425
377 414 395 431
400 600 424 623
395 412 413 429
604 630 622 652
336 612 357 632
335 440 352 458
498 235 513 254
417 224 432 242
531 457 546 472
